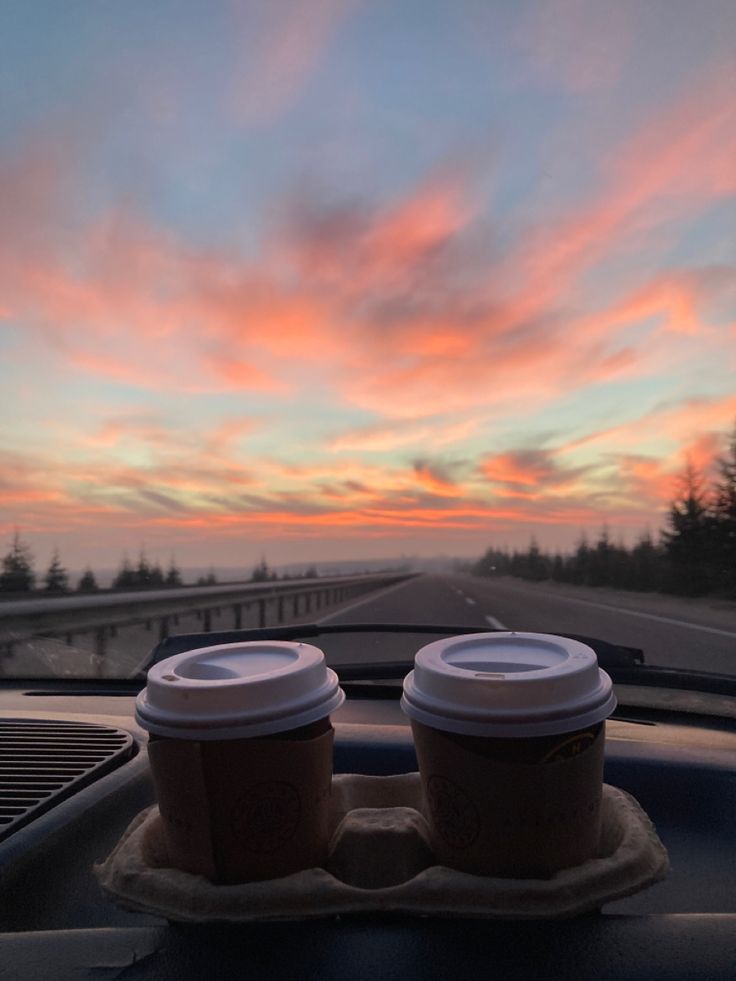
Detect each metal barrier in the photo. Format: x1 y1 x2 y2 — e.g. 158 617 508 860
0 573 415 658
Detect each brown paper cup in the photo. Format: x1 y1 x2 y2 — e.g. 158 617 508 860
148 718 334 883
412 719 605 878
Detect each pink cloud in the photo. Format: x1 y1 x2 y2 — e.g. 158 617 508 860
518 0 634 91
84 416 176 450
362 177 476 278
205 418 260 450
228 0 351 124
327 416 480 453
501 66 736 315
576 267 736 344
613 454 675 508
279 169 479 299
679 431 727 477
2 51 734 560
561 394 736 457
4 58 732 421
203 355 290 393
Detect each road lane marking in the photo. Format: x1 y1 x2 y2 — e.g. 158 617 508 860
316 578 416 624
485 615 507 629
515 588 736 639
465 597 476 606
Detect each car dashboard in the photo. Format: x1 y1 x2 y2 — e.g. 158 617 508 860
1 645 735 981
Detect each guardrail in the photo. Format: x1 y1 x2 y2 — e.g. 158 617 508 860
0 573 415 657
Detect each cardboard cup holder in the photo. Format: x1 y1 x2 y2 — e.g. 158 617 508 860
97 772 670 921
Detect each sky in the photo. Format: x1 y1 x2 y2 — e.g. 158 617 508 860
1 0 735 573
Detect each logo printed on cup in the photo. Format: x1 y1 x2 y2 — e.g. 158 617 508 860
541 729 598 763
426 775 480 850
234 781 302 854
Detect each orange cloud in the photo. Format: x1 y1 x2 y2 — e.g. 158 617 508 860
411 460 460 498
482 451 554 488
481 449 589 497
130 501 610 538
0 430 681 554
613 455 675 507
0 488 65 506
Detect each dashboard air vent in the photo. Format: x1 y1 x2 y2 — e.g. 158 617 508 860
0 719 135 842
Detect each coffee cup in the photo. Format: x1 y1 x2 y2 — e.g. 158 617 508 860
135 641 344 883
401 632 616 878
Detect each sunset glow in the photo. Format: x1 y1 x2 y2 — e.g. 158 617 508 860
1 1 735 570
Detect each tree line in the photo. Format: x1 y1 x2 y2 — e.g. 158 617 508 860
0 540 321 597
474 425 736 599
0 541 187 596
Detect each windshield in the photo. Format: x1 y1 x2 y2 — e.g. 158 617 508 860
1 2 735 683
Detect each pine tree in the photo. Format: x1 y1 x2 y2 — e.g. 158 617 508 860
135 550 152 588
662 463 714 595
525 537 549 581
711 423 736 596
630 531 663 592
77 568 99 593
572 534 591 585
43 549 69 594
472 547 509 577
113 555 136 590
590 527 613 587
165 559 183 587
0 531 35 593
251 557 271 582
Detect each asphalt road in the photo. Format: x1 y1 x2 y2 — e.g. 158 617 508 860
316 574 736 675
4 573 734 678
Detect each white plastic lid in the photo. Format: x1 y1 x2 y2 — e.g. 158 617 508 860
401 632 616 738
135 641 345 739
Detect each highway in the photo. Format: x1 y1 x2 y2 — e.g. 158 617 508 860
316 574 736 676
2 573 734 679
